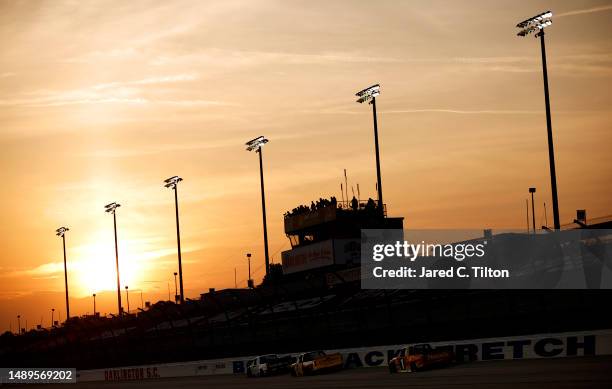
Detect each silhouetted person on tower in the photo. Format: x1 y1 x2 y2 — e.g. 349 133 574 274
351 196 358 211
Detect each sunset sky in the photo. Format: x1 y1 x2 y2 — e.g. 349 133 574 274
1 0 611 332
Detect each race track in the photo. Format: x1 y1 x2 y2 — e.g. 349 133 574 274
21 356 612 389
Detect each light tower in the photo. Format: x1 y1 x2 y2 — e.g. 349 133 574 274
356 84 384 215
529 187 537 234
164 176 185 303
55 226 70 320
104 202 122 316
516 11 560 230
125 285 130 314
245 136 271 277
173 271 178 303
246 253 252 288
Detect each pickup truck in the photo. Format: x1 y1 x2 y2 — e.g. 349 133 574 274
290 350 343 376
388 344 454 373
246 354 294 377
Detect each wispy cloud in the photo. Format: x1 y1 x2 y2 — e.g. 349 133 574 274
92 73 199 90
557 5 612 18
382 109 542 115
1 262 64 278
0 73 229 108
150 49 402 67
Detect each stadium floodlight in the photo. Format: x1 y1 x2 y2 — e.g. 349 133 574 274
105 202 123 316
516 11 552 28
516 11 560 230
355 84 384 214
104 202 120 213
517 11 552 37
355 84 380 104
245 136 269 152
164 175 183 189
245 137 271 277
55 227 71 321
164 176 185 304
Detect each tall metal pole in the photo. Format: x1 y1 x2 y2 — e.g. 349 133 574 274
246 253 252 285
61 234 70 320
173 272 178 302
93 294 96 316
526 199 530 234
530 190 536 234
17 315 21 334
173 186 184 303
113 212 122 316
51 309 54 327
258 149 270 276
539 30 560 230
371 96 384 214
125 286 130 314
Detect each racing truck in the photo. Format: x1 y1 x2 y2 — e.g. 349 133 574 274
388 343 454 373
246 354 294 377
290 350 343 376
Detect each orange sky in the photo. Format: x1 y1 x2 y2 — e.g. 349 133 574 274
1 0 611 332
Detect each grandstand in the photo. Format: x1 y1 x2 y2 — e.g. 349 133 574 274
1 202 611 370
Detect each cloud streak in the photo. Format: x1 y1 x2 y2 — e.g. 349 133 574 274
557 5 612 18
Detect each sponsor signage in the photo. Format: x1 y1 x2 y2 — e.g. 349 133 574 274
281 240 334 274
77 329 612 382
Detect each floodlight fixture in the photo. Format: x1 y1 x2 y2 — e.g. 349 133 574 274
516 11 552 28
517 11 552 37
55 227 69 237
245 136 269 152
164 176 183 189
104 202 120 214
355 84 380 104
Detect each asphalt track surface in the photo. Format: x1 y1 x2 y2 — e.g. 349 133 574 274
18 356 612 389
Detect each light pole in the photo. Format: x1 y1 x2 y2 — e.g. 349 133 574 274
164 176 185 303
173 272 178 303
529 188 537 234
245 136 270 277
93 293 96 316
517 11 560 230
125 285 130 314
246 253 252 288
55 227 70 320
356 84 384 215
104 202 122 316
17 315 21 334
51 308 55 327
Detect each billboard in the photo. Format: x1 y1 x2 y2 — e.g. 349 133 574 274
281 240 334 274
